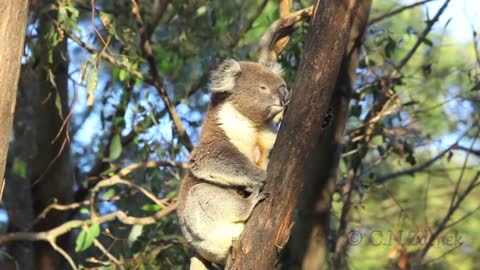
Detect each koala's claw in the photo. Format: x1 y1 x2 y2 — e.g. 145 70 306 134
258 179 266 189
259 192 270 201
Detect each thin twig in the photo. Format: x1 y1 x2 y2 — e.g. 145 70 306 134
374 147 452 184
93 238 125 269
449 127 479 209
412 172 480 268
0 205 176 244
368 0 436 25
229 0 269 48
67 31 147 80
456 145 480 156
130 0 193 151
445 205 480 229
50 240 78 270
391 0 450 75
146 0 170 39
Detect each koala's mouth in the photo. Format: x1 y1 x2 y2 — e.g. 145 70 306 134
270 104 285 110
269 105 285 118
279 86 290 106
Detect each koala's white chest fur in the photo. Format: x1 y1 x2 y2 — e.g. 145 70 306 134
217 103 278 169
217 103 258 163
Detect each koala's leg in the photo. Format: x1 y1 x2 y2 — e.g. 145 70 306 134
184 183 267 264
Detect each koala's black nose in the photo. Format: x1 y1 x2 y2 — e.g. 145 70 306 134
279 86 290 106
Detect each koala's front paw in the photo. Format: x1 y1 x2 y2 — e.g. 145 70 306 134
243 169 267 193
254 169 267 185
244 182 264 194
248 184 269 198
257 191 270 202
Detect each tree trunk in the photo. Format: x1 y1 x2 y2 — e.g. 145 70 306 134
227 1 359 269
0 0 29 186
286 1 372 269
4 66 39 270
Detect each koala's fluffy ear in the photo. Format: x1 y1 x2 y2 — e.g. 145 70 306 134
210 59 242 93
260 61 283 76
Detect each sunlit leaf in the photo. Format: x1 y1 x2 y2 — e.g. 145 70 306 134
75 223 101 252
141 204 162 212
119 69 129 81
86 65 98 106
128 224 143 246
102 188 116 200
103 133 122 162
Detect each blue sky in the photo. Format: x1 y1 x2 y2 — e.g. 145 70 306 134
425 0 479 44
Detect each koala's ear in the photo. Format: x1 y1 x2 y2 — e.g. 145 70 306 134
260 61 283 76
210 58 242 93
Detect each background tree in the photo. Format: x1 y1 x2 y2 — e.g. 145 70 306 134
3 0 74 267
0 0 479 269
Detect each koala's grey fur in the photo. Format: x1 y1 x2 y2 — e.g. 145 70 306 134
177 59 288 269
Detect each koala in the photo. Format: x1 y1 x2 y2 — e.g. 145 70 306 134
176 59 289 269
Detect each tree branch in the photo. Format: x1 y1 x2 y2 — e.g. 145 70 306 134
229 0 269 49
392 0 450 75
67 31 147 81
368 0 436 25
456 145 480 156
412 172 480 269
146 0 170 39
130 0 193 151
374 146 452 184
0 162 178 268
257 5 313 63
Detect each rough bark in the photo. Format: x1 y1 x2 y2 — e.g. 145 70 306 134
0 0 29 187
286 1 372 269
227 1 359 269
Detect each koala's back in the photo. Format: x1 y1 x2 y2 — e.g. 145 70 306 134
177 174 248 265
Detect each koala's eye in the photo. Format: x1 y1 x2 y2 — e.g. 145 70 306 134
259 86 268 92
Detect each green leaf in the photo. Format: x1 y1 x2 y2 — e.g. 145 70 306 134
75 223 101 252
141 204 162 212
12 159 27 178
423 38 433 47
384 36 397 58
406 153 417 166
79 208 89 215
55 89 63 118
86 65 98 106
99 11 114 29
103 134 122 162
118 69 129 82
58 3 79 32
74 230 87 252
350 104 362 117
128 224 143 246
47 69 57 88
102 188 116 200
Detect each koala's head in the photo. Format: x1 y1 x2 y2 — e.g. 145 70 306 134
209 59 289 125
